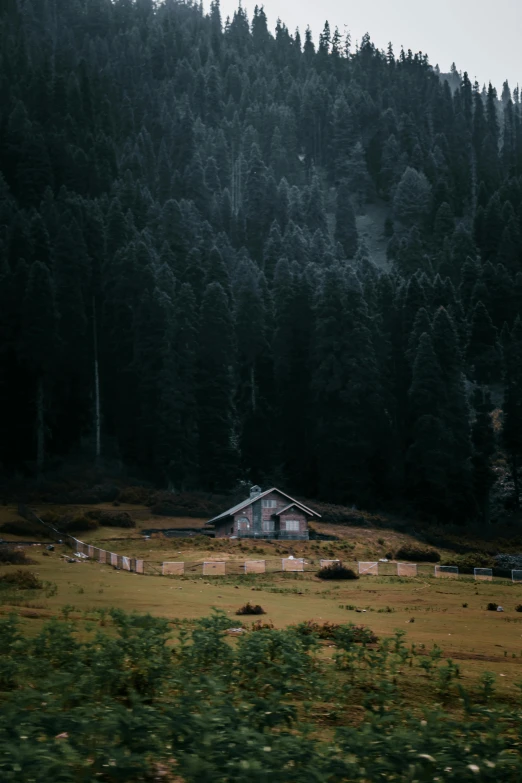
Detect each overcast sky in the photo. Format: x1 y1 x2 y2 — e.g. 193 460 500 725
217 0 521 92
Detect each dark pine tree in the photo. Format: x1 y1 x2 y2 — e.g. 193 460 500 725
19 261 58 474
197 282 238 490
471 388 496 523
334 179 358 258
503 317 522 507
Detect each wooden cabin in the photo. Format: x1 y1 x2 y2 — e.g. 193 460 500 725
207 486 320 540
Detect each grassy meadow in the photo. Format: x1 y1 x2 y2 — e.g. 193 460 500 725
2 503 522 690
4 503 522 779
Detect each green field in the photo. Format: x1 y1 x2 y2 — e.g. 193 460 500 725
5 548 522 668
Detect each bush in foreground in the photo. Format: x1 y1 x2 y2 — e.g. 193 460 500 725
292 619 379 645
395 545 440 562
317 564 359 580
236 602 266 615
251 619 275 631
487 602 499 611
0 610 522 780
0 569 43 589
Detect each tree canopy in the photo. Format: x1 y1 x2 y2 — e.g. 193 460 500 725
1 0 521 520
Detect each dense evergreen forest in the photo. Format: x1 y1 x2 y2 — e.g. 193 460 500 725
1 0 522 522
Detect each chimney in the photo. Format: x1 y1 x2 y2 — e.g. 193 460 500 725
250 485 262 499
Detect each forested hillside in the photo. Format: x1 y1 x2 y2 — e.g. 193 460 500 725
1 0 522 522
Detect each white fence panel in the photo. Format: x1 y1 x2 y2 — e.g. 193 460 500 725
282 558 304 572
397 562 417 577
435 565 459 578
203 561 226 576
162 562 185 576
358 561 378 575
244 560 266 574
320 559 340 569
474 568 493 581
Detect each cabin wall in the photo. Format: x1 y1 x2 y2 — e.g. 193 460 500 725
214 519 234 538
277 509 308 540
234 490 286 536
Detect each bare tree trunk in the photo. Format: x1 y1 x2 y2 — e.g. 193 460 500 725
36 377 45 477
93 297 101 462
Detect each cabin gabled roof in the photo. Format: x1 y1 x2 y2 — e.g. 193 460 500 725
207 487 321 524
274 502 311 516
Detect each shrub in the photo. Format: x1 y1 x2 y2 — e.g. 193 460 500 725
251 619 275 631
40 511 62 527
395 545 440 563
62 514 99 533
85 509 135 528
487 602 498 611
0 569 43 589
236 602 266 616
442 552 494 572
1 520 45 537
47 484 120 504
0 548 32 565
335 623 379 646
118 486 152 505
150 491 230 518
291 620 341 640
317 564 359 580
515 605 522 613
495 554 522 570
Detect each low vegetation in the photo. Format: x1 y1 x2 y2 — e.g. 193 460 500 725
317 564 359 580
0 548 33 565
236 602 266 615
0 519 46 537
41 508 136 533
1 609 521 781
0 569 43 590
394 544 441 562
85 509 136 528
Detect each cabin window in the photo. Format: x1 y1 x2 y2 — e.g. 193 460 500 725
262 499 278 508
262 520 274 532
237 517 250 531
284 519 300 531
